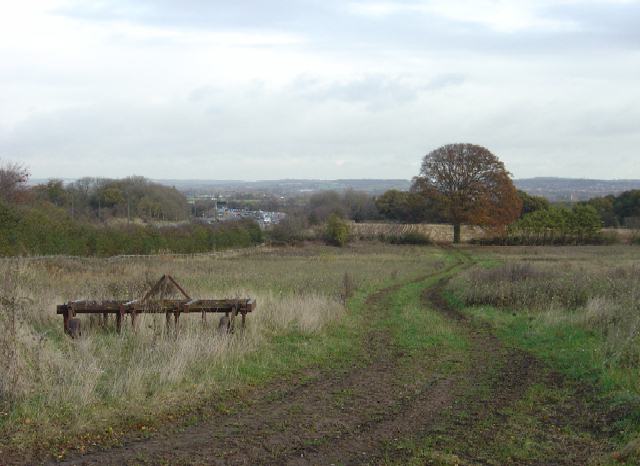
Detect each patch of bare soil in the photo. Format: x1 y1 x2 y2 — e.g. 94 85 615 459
46 269 608 466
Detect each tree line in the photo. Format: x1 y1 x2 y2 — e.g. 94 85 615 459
579 190 640 228
5 142 640 252
0 162 262 256
279 144 639 245
274 144 524 243
30 176 190 222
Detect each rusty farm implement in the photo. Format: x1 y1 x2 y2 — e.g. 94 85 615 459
56 274 256 338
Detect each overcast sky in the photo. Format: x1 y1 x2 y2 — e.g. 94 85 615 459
1 0 639 180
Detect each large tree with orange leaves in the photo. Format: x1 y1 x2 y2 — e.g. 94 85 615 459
412 143 522 242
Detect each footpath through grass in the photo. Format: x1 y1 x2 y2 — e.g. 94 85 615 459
374 247 616 466
374 253 472 382
459 305 640 465
448 245 640 465
0 243 463 463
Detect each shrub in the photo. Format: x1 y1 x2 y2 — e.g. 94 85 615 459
500 205 604 245
325 214 350 247
0 202 21 255
268 216 305 244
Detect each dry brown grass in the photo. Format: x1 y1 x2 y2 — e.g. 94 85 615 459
454 245 640 369
0 243 445 450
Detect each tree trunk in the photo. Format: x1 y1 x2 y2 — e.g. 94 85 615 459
453 223 461 243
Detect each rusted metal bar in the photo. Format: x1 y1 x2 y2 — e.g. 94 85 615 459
56 299 256 314
166 275 191 300
142 274 191 301
57 275 255 337
60 305 69 335
173 310 180 334
229 306 238 332
116 305 124 333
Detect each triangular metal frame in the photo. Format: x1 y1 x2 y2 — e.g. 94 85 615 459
142 274 192 302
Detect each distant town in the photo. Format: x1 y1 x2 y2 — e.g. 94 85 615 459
187 193 286 228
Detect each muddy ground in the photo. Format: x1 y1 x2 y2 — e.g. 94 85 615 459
48 266 613 466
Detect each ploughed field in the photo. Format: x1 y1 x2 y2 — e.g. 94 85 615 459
1 244 639 465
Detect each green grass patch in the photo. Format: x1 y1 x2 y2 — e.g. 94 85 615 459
384 279 468 356
454 304 640 463
465 306 604 383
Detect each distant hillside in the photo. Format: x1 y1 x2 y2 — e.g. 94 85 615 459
29 177 640 201
514 178 640 201
157 179 412 195
165 177 640 201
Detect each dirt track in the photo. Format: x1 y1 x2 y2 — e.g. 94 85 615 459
53 264 609 466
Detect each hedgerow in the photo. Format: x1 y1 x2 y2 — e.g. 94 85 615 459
0 202 262 257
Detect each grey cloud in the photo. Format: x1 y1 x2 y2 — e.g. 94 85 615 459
425 74 466 90
3 73 640 180
56 0 640 55
545 2 640 44
0 90 441 178
289 74 466 110
293 75 421 109
55 0 334 30
3 1 640 180
188 86 222 103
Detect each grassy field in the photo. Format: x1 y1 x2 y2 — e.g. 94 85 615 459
448 245 640 464
0 243 450 460
3 242 640 464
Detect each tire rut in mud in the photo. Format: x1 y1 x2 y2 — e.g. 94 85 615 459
384 278 609 466
52 272 450 466
52 261 607 466
286 278 546 466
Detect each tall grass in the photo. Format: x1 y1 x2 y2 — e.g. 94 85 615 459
453 248 640 377
0 243 444 453
449 246 640 459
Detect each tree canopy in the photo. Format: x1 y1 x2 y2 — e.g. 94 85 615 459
613 190 640 226
580 190 640 228
375 189 443 223
30 176 191 222
517 190 550 217
412 143 522 242
0 161 30 204
307 189 379 224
